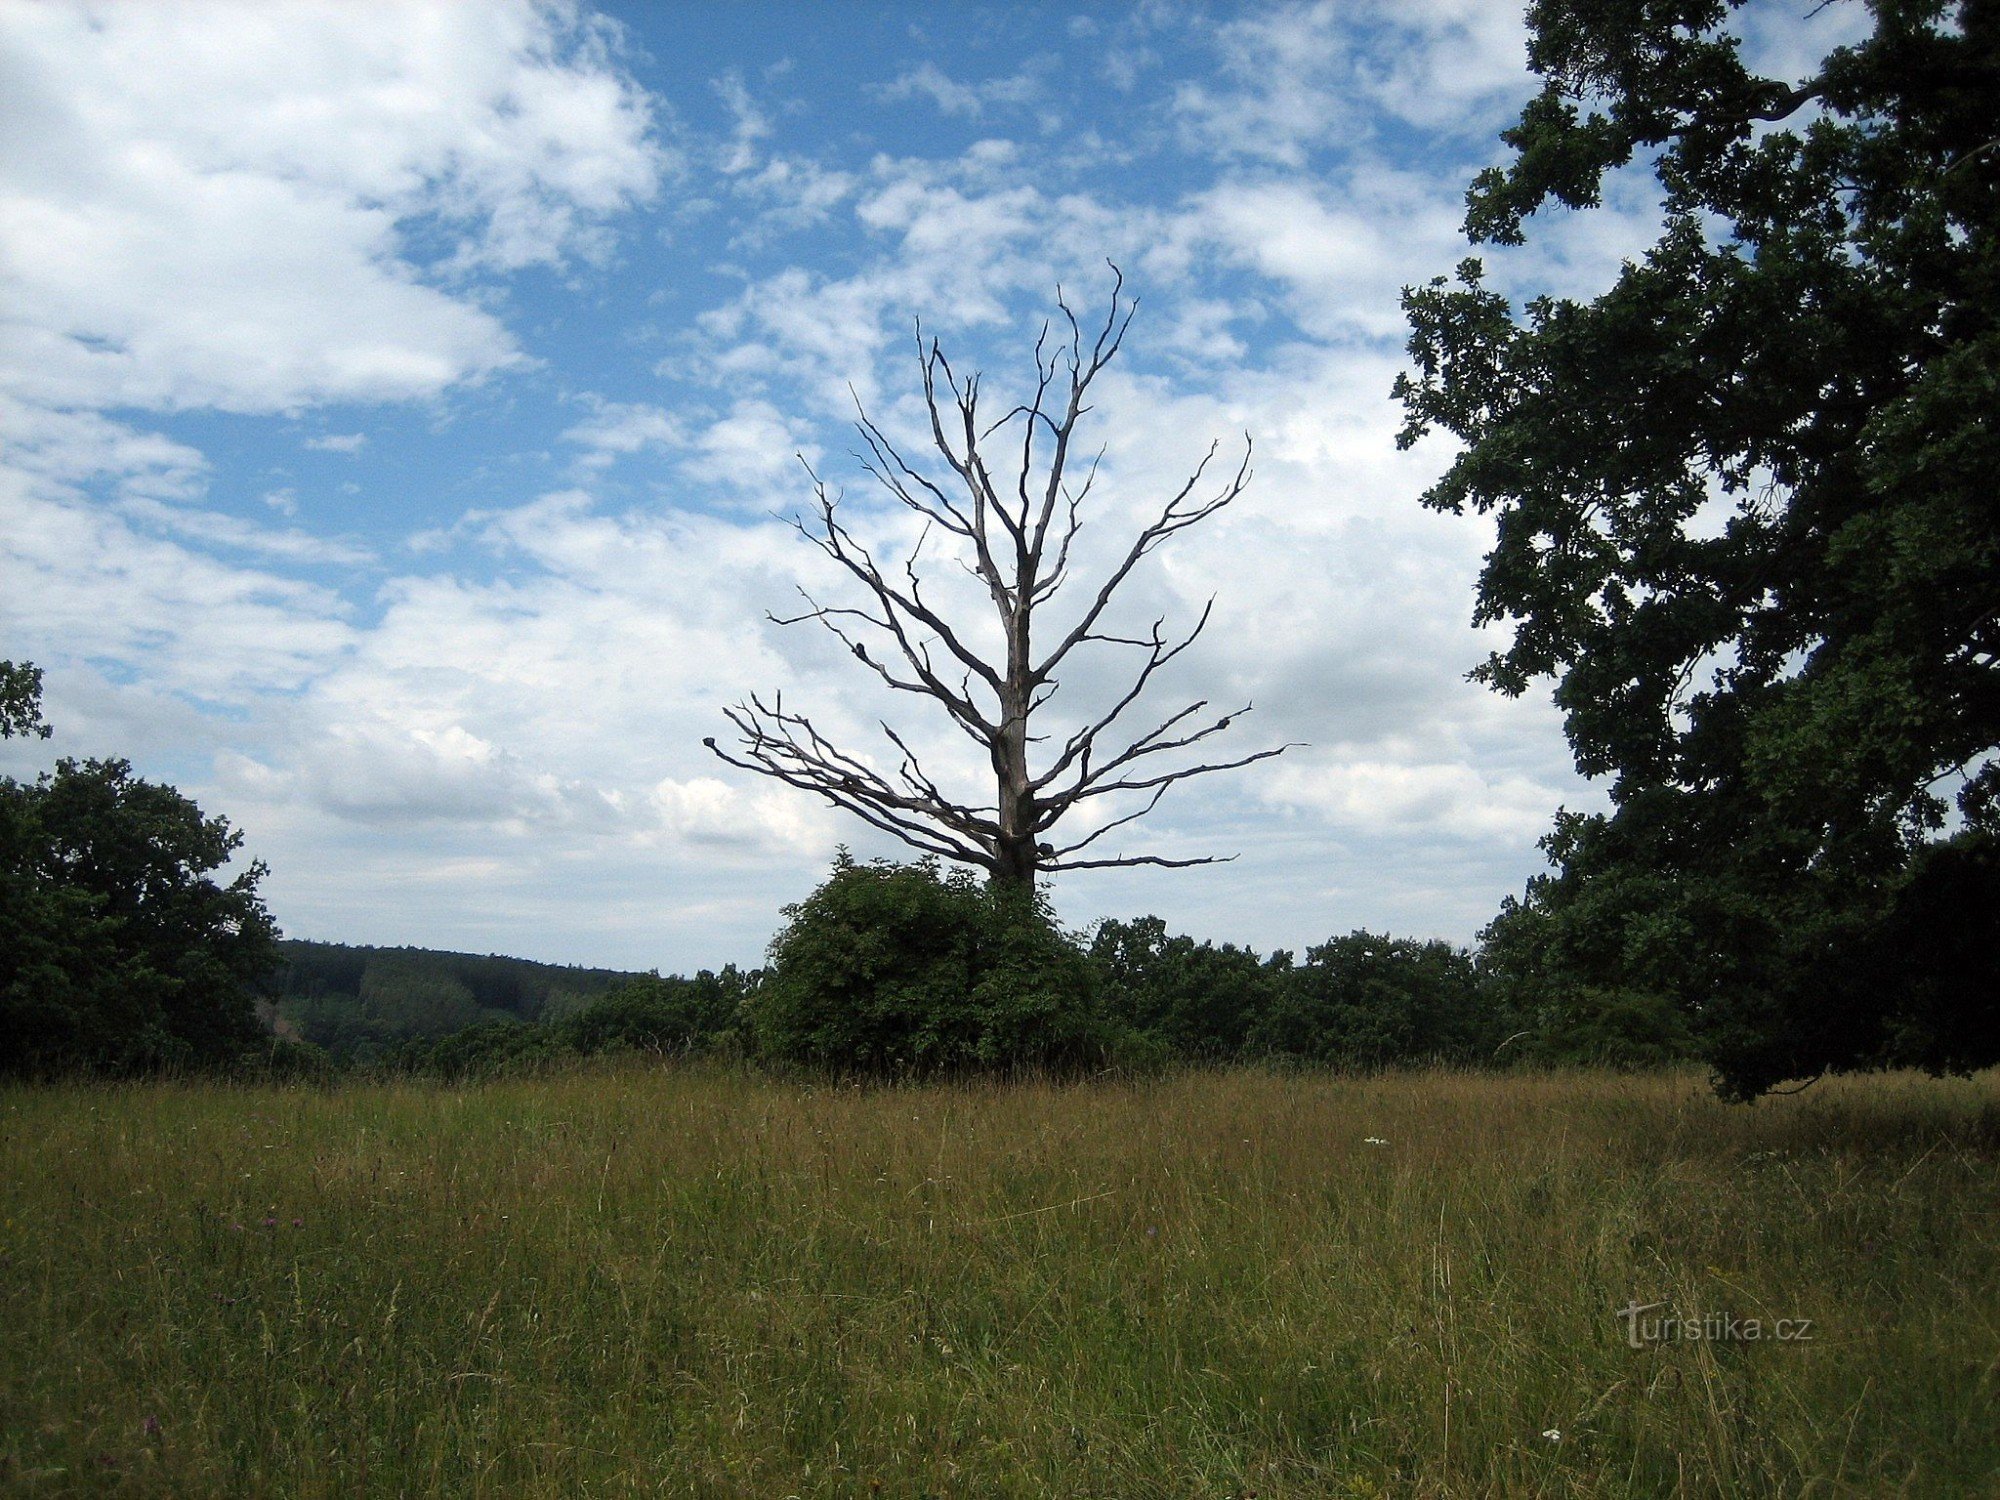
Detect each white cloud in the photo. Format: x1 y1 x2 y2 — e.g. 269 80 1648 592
561 398 686 469
877 62 1045 120
0 0 670 416
305 433 367 454
1175 0 1530 165
713 68 773 175
1267 757 1561 843
691 399 818 495
117 496 374 566
0 475 354 703
0 396 208 500
1188 175 1463 341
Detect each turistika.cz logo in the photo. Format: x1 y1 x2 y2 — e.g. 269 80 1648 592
1616 1301 1815 1348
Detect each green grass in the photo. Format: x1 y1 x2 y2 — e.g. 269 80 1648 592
3 1065 1996 1496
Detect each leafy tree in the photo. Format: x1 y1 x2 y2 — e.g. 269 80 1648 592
0 758 278 1074
559 970 752 1056
753 852 1104 1076
1089 915 1285 1059
0 660 50 741
1397 0 2000 1096
1474 844 1698 1069
1249 931 1496 1067
403 1018 568 1080
357 962 488 1039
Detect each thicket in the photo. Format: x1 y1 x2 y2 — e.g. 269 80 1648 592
366 854 1681 1081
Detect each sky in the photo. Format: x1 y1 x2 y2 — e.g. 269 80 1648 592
0 0 1855 973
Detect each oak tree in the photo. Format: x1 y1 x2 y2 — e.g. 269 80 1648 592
1397 0 1999 1095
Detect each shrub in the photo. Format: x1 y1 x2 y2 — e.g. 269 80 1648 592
559 971 750 1057
752 853 1104 1077
1089 915 1285 1060
410 1018 569 1079
1250 931 1500 1067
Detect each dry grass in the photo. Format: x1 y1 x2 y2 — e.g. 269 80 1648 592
3 1064 1996 1496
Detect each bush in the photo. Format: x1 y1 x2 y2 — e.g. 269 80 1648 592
559 971 751 1056
1250 931 1500 1067
1089 915 1285 1060
240 1035 335 1082
406 1019 570 1080
752 853 1104 1077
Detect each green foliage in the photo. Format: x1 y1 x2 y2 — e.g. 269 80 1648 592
0 758 277 1075
1090 915 1286 1060
400 1018 569 1080
1250 931 1498 1067
359 962 486 1039
1476 872 1696 1070
1398 0 2000 1096
267 940 636 1063
557 970 753 1056
753 852 1105 1076
0 659 50 741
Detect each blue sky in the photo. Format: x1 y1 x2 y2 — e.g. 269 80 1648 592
0 1 1854 971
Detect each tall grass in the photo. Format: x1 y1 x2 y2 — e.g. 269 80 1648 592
3 1065 1995 1496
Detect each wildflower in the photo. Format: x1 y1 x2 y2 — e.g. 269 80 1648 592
262 1216 277 1229
1542 1428 1562 1443
143 1415 161 1438
293 1218 303 1228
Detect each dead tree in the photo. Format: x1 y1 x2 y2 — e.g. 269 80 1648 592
706 271 1295 895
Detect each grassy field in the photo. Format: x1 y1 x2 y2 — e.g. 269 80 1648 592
3 1065 1995 1497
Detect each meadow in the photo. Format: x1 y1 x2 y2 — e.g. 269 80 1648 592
3 1065 1995 1497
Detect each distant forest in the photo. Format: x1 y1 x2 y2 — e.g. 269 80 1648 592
262 940 640 1063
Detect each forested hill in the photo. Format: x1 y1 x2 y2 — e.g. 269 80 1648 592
263 940 642 1062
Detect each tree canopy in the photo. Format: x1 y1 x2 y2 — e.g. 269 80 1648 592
0 660 50 741
1397 0 1999 1096
0 665 280 1074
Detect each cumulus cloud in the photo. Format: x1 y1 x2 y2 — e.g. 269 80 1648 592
0 475 355 703
562 398 686 470
0 0 669 416
1175 0 1530 165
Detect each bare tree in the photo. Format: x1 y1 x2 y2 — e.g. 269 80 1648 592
706 272 1295 895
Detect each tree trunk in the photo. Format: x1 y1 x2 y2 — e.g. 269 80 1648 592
992 609 1037 895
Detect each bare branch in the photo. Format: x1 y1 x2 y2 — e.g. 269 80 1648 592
1033 436 1253 684
1031 601 1215 793
705 696 997 868
711 272 1293 890
1046 852 1237 873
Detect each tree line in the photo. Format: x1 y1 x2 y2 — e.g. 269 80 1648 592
275 854 1657 1083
